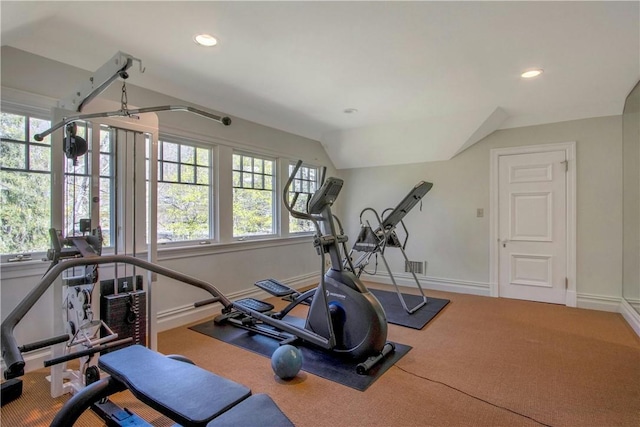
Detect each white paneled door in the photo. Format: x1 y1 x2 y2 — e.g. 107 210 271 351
498 150 567 304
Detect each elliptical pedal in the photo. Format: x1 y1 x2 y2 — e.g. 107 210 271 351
235 298 274 313
254 279 296 297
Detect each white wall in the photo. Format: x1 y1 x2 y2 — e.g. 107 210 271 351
340 115 624 308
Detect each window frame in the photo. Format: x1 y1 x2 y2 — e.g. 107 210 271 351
231 151 278 240
97 125 116 248
0 109 53 261
1 97 325 267
155 135 215 247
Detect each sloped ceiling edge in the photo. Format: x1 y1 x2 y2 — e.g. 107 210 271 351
321 106 508 169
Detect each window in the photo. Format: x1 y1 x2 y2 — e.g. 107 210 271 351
157 138 212 243
0 112 52 255
63 123 116 248
98 127 115 247
232 152 275 237
1 113 118 256
288 163 319 233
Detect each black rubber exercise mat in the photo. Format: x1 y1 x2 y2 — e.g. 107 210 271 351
190 316 411 391
369 288 450 330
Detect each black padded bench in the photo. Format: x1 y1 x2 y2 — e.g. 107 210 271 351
51 345 293 426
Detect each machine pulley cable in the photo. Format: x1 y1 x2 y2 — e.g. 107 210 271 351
121 80 129 114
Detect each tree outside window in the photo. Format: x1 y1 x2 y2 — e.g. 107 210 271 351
157 139 212 243
232 153 275 237
0 112 51 254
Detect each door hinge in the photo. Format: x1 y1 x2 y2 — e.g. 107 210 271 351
565 277 569 289
561 160 568 172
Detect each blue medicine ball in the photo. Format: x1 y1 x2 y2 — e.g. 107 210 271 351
271 345 303 380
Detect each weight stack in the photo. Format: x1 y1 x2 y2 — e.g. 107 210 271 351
100 290 147 354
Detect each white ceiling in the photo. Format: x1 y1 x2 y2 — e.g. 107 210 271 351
1 1 639 169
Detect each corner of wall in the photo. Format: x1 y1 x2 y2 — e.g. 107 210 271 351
620 299 640 337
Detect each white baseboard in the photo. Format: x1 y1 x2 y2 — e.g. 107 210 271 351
620 299 640 337
361 272 491 296
156 303 223 333
622 296 640 313
576 293 621 312
366 272 639 338
156 272 318 332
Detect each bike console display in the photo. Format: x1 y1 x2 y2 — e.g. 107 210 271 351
308 177 344 215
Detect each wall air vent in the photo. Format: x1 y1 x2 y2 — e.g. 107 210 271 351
405 260 425 275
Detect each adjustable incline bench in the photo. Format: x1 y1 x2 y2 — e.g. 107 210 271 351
51 345 293 427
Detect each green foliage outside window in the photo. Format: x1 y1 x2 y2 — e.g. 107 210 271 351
233 188 274 236
233 153 274 236
0 170 51 254
0 112 52 254
158 182 210 242
1 114 320 254
157 140 211 242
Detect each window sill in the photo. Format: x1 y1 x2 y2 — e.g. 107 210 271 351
1 257 50 278
0 235 315 275
156 234 314 261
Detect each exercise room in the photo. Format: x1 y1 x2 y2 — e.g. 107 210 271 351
1 2 639 426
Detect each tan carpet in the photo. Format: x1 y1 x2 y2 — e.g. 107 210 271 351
2 284 639 426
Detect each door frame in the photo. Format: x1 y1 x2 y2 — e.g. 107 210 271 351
489 142 577 307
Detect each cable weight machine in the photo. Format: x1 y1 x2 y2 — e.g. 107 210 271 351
1 50 234 402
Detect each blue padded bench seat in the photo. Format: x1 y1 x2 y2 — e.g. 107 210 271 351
207 393 294 427
98 345 292 427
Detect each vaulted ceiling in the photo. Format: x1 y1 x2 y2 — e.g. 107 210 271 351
1 1 638 168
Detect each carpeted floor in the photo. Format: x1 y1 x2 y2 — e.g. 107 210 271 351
2 283 639 426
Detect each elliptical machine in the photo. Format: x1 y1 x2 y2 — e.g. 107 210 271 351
215 161 394 373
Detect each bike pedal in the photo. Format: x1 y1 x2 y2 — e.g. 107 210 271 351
254 279 295 297
235 298 275 313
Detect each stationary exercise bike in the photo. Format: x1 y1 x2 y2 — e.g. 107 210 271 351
215 161 394 373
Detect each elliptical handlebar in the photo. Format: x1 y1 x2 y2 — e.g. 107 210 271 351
283 160 316 223
284 160 343 219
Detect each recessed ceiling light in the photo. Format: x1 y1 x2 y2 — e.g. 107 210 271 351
521 69 543 79
194 34 218 47
344 108 358 114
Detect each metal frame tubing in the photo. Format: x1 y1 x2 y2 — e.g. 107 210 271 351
49 376 126 427
34 105 231 141
1 255 231 379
